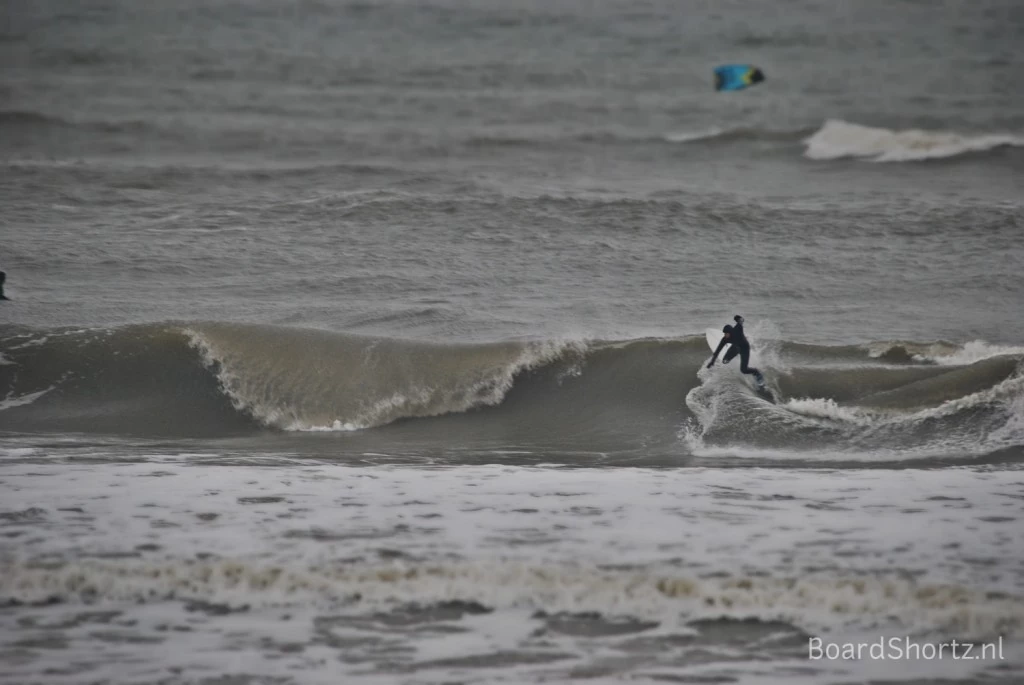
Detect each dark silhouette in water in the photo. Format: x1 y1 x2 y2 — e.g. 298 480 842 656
0 271 8 300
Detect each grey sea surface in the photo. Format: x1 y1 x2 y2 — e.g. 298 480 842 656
2 1 1023 683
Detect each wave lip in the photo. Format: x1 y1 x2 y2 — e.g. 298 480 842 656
185 322 585 432
804 119 1024 162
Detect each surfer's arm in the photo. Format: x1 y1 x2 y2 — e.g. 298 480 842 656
707 339 729 368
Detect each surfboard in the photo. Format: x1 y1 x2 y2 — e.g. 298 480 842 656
705 327 725 354
705 327 775 402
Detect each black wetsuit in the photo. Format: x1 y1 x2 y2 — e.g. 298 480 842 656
711 322 764 383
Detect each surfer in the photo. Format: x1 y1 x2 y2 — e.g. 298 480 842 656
0 271 7 300
707 315 765 385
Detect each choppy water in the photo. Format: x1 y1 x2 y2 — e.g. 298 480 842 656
2 1 1023 683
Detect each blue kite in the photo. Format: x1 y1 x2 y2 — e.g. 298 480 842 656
714 64 766 92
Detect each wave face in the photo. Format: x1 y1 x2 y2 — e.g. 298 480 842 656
1 323 1022 463
184 323 577 431
803 119 1024 162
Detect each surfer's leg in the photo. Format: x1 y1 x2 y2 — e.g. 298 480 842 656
738 347 765 384
737 346 752 373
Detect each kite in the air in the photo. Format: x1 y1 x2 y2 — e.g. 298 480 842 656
714 64 766 92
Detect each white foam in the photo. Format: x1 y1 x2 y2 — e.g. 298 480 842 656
907 372 1024 431
0 386 54 411
8 335 50 350
915 340 1024 366
296 390 435 432
990 390 1024 447
664 127 725 143
0 447 40 458
4 558 1019 639
688 324 1024 461
2 462 1023 683
804 119 1024 162
695 371 1024 462
748 320 790 376
2 462 1022 632
783 397 875 424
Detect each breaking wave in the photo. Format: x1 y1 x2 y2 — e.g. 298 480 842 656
804 119 1024 162
661 119 1024 163
183 323 580 431
0 322 1021 462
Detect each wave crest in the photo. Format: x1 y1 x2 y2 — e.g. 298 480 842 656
804 119 1024 162
185 323 584 431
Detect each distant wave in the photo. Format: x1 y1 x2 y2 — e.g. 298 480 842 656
663 127 728 144
868 339 1024 366
0 110 67 127
661 119 1024 163
804 119 1024 162
663 126 810 145
0 109 151 135
36 47 114 68
469 127 807 150
1 323 1022 462
466 130 666 149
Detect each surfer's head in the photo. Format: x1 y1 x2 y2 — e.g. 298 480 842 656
722 325 733 336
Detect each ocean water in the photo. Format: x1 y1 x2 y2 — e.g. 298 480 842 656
2 1 1023 683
